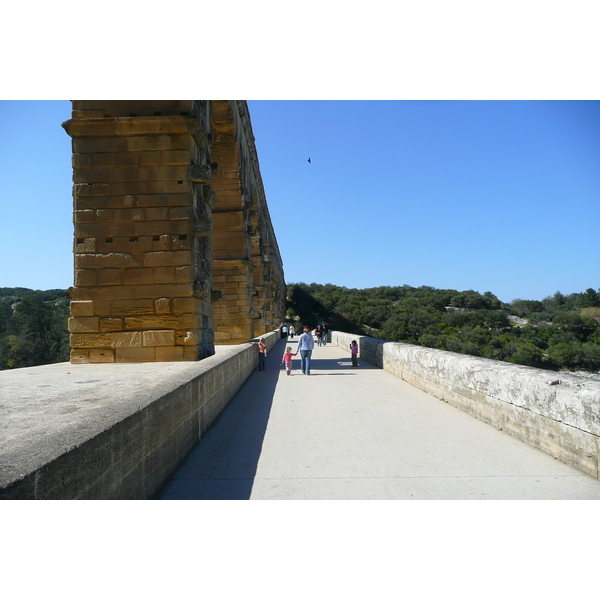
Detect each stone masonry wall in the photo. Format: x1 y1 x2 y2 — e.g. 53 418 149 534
63 101 285 363
332 331 600 479
211 101 285 344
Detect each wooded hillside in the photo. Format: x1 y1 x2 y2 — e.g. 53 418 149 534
286 283 600 372
0 288 70 370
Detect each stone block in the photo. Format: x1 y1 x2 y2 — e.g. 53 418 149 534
90 348 115 363
171 235 191 250
143 330 176 347
72 153 93 168
113 208 145 222
99 317 123 332
153 234 172 251
155 298 171 314
95 209 114 222
73 134 195 154
74 238 97 253
115 347 156 362
94 300 112 316
109 180 192 197
182 346 198 360
97 269 122 286
146 207 169 221
226 275 250 283
173 297 196 314
70 300 94 317
112 299 155 315
112 237 135 252
133 220 188 237
176 330 199 346
75 210 96 223
136 151 162 166
70 333 112 348
76 221 135 238
129 284 193 300
169 206 192 220
143 250 191 268
69 316 100 333
155 346 184 361
70 349 90 363
71 285 135 301
123 268 156 285
73 182 110 197
137 236 154 252
175 266 193 283
74 165 189 184
154 267 176 284
136 193 190 207
76 253 143 269
65 115 197 138
75 269 97 286
111 332 143 348
124 314 196 331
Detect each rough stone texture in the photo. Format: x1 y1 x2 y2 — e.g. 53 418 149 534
63 101 285 363
210 101 285 343
0 331 280 499
331 331 600 479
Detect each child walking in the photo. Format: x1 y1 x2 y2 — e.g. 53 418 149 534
350 340 359 367
282 346 298 375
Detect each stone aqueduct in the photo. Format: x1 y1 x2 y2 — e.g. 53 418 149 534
62 101 286 364
1 104 599 499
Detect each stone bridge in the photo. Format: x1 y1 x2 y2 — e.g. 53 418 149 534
1 101 599 500
62 100 285 363
1 331 599 499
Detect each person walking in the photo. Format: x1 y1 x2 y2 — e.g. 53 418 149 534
281 345 298 375
350 340 359 367
250 338 268 371
289 324 295 339
282 324 288 339
315 324 323 347
297 326 315 375
321 323 328 346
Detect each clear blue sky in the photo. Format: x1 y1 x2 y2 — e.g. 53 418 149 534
248 100 600 303
1 100 598 304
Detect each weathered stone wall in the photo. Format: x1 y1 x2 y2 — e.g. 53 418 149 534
63 101 285 363
0 331 280 500
331 331 600 479
210 101 285 343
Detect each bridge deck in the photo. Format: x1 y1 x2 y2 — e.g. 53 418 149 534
156 339 600 500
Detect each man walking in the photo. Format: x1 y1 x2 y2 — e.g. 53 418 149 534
297 326 315 375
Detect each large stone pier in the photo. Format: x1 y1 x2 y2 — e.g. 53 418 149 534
62 100 285 364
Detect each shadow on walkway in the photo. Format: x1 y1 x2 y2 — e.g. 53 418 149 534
155 341 377 499
155 342 285 500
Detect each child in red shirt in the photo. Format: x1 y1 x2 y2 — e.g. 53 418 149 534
282 346 298 375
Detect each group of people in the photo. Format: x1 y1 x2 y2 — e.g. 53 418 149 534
278 323 296 340
315 323 328 346
253 324 359 376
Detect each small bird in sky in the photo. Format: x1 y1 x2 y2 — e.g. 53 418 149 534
308 157 311 163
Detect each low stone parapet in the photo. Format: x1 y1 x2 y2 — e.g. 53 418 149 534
0 330 279 500
331 331 600 479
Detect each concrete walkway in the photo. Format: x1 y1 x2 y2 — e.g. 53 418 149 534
156 339 600 500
